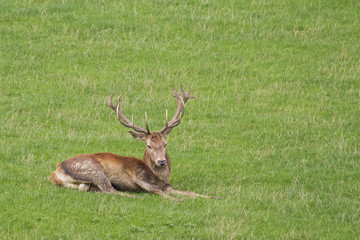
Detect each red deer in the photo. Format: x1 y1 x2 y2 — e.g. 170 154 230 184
50 86 217 200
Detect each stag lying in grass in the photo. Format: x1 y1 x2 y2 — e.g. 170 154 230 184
50 86 217 200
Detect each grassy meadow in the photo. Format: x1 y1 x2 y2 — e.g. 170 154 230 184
1 0 359 239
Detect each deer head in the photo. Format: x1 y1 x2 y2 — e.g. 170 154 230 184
109 85 196 168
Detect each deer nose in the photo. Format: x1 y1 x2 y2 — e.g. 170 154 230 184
157 160 166 166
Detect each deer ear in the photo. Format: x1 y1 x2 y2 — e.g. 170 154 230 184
128 131 146 141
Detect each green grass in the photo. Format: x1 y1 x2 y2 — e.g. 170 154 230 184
1 0 359 239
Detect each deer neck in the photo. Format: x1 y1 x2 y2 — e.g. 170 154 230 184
142 151 171 184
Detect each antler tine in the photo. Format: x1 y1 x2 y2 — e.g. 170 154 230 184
180 85 197 104
145 112 150 134
164 109 169 129
173 86 185 121
108 92 117 111
109 92 148 134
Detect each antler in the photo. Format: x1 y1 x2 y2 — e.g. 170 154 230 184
179 84 197 103
109 93 150 134
160 85 196 134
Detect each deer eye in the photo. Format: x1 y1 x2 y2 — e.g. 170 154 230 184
164 143 167 147
147 145 152 149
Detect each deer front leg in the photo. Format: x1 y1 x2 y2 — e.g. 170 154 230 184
164 186 219 199
133 179 178 201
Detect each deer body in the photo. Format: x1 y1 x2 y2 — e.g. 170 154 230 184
51 152 172 196
50 86 216 200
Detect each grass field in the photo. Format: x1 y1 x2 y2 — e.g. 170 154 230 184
1 0 359 239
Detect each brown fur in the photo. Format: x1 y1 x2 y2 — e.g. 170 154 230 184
51 151 175 199
50 171 63 185
50 89 218 200
141 133 172 183
51 141 216 200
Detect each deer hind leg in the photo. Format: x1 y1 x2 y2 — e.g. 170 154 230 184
79 183 91 191
133 179 178 201
165 186 219 199
51 169 85 190
56 158 136 197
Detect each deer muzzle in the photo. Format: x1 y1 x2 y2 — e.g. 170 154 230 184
156 160 166 167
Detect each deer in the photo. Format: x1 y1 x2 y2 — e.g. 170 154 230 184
50 85 217 201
